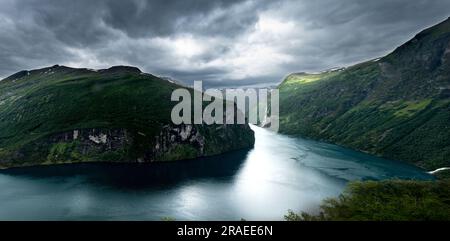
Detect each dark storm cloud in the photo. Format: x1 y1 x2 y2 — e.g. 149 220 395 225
272 0 450 73
0 0 449 87
102 0 264 37
0 0 270 83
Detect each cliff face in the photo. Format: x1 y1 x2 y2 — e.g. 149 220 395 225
0 65 254 168
277 18 450 170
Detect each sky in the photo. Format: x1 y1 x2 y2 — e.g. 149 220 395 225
0 0 449 87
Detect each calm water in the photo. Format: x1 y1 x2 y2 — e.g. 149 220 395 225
0 125 433 220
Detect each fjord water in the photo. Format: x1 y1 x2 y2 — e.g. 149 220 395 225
0 125 433 220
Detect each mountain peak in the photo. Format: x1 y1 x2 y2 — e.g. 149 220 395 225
1 65 76 82
383 16 450 68
101 66 142 74
1 65 146 82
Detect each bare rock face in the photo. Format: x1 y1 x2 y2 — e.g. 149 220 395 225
47 128 131 158
1 123 254 168
150 124 205 161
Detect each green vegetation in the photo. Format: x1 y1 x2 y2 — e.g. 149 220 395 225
392 99 432 117
47 141 79 162
280 19 450 222
285 180 450 221
0 66 172 161
160 144 199 161
434 170 450 180
278 17 450 170
0 65 254 168
161 217 176 221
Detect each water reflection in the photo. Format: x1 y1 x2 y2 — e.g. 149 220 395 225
0 125 433 220
1 150 249 189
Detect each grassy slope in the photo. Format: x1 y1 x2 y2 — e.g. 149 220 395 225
0 66 173 165
0 65 254 167
0 66 173 145
278 18 450 170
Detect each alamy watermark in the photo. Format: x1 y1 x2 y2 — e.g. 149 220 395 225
171 81 279 132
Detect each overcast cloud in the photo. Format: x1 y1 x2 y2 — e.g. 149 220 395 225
1 0 449 87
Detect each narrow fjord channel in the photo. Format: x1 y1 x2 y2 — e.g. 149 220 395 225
0 125 433 220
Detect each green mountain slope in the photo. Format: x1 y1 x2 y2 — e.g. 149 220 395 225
0 65 254 168
278 17 450 170
285 180 450 221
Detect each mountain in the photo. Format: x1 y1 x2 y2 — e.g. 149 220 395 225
278 17 450 170
0 65 254 168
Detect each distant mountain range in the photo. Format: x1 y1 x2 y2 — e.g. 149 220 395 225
278 17 450 170
0 65 254 168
